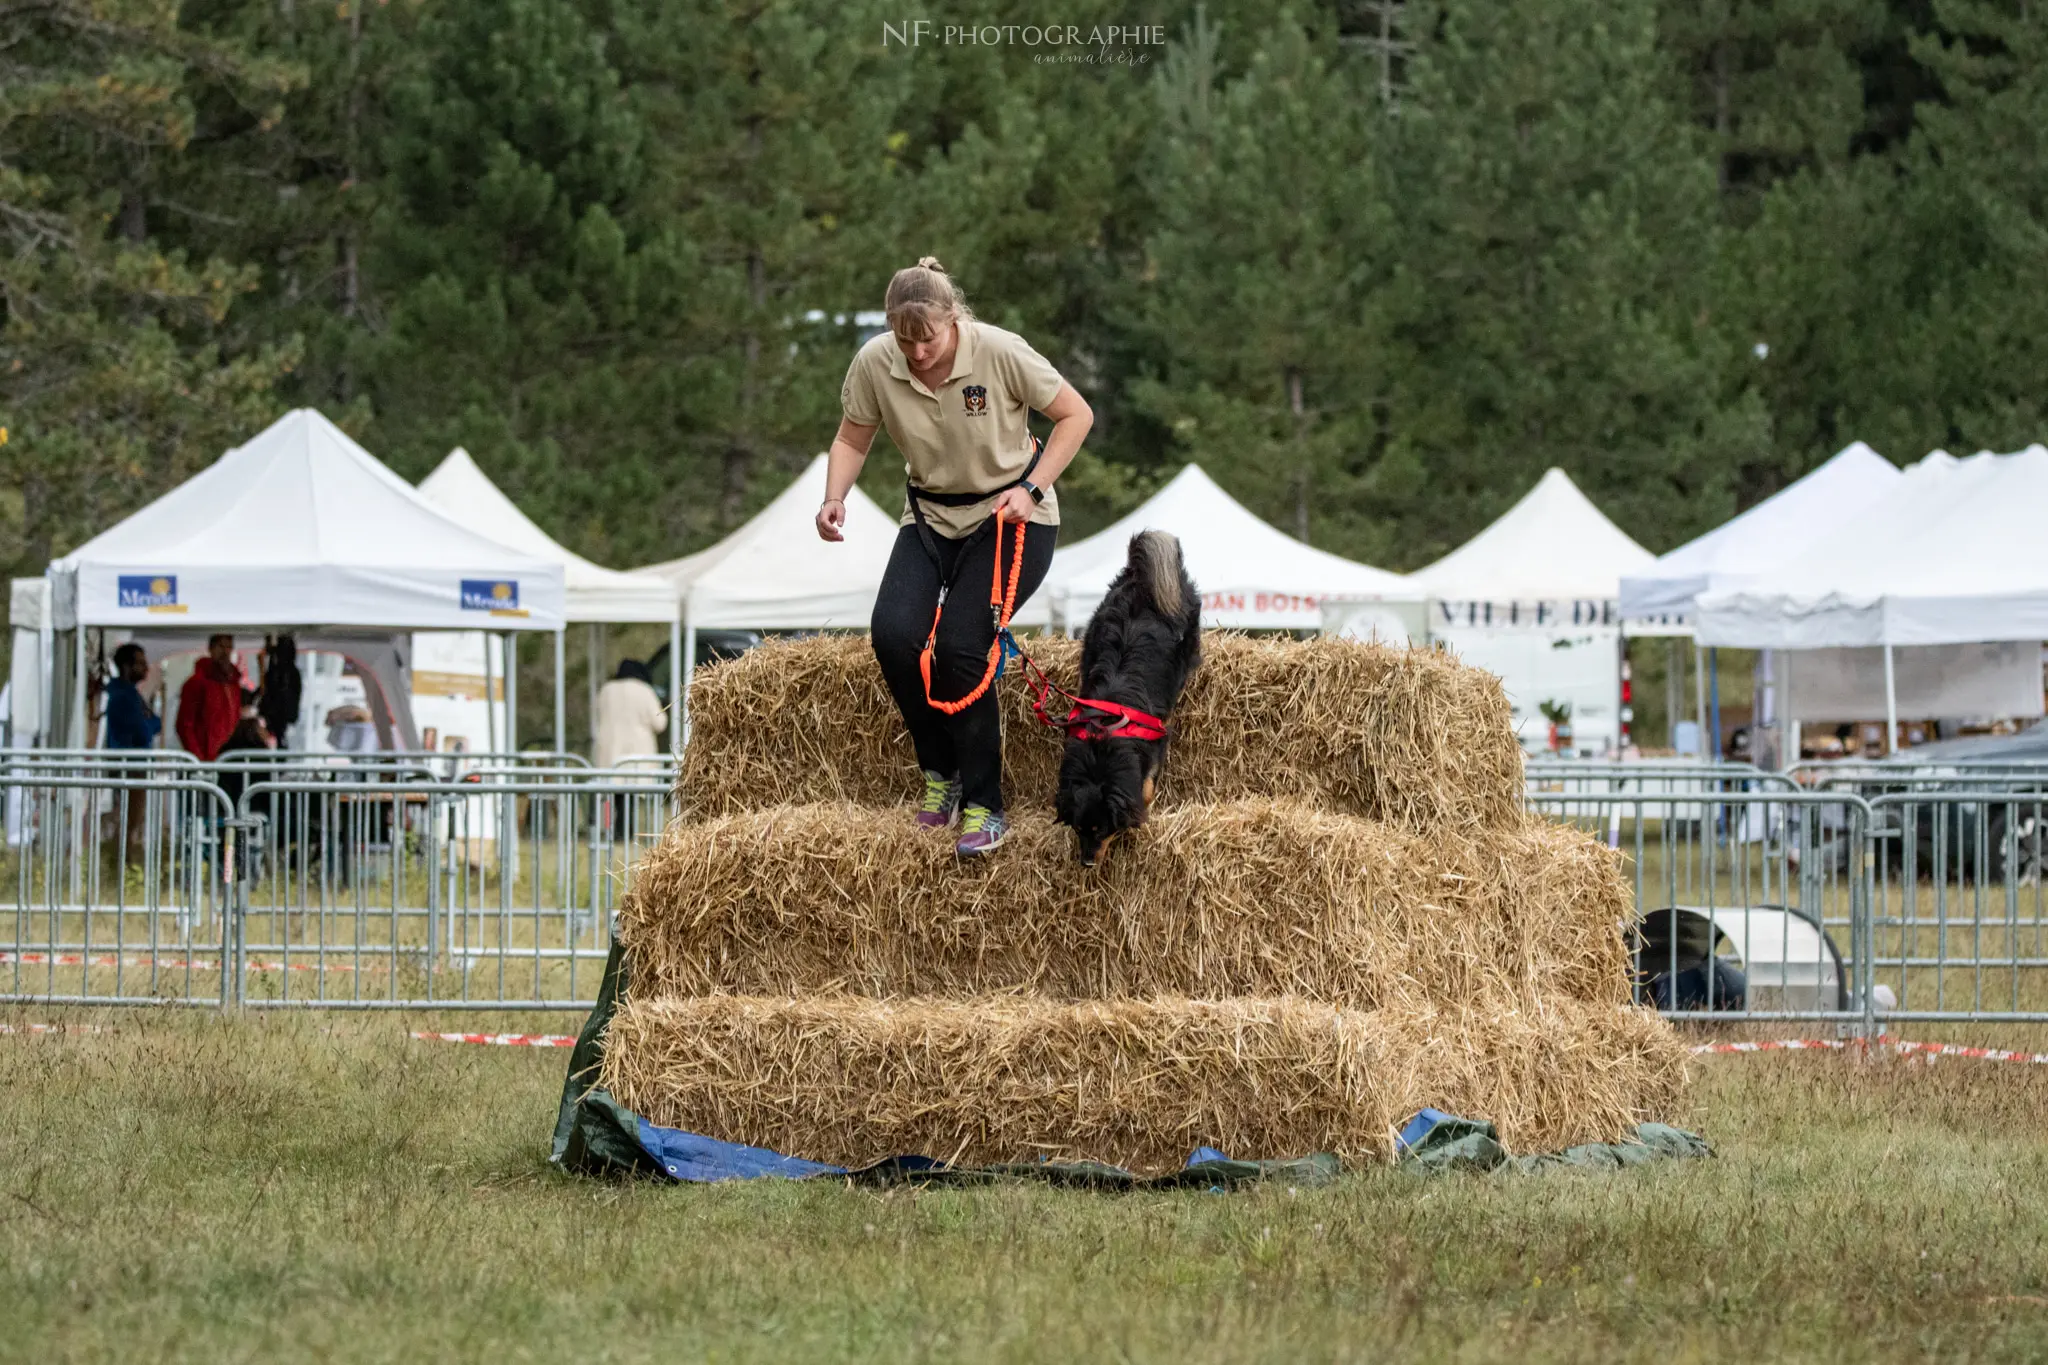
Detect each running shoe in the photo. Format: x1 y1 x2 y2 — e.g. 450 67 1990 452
955 805 1008 857
915 770 963 831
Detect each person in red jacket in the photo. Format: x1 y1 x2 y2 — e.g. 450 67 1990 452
175 635 244 762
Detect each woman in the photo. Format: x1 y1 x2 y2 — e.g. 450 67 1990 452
594 658 668 838
593 658 667 770
817 257 1093 857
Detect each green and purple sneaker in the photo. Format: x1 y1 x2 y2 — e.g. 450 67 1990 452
955 805 1008 858
914 770 962 831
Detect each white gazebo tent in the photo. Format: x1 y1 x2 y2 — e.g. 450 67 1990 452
633 453 898 722
1619 442 1901 624
417 447 683 753
1618 441 1902 758
47 408 567 750
1030 464 1420 634
1411 467 1655 612
1695 446 2048 750
1409 467 1655 754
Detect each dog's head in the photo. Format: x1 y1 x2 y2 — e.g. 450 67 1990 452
1055 741 1155 867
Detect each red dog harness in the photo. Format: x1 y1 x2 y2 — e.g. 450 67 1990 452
916 511 1171 744
1016 645 1170 743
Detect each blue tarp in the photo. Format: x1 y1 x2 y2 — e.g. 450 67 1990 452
584 1098 1703 1186
625 1108 1323 1187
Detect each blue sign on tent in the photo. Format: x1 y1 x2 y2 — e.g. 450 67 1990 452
117 575 183 612
461 579 524 615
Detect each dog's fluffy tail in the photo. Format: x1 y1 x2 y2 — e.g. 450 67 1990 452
1128 530 1186 617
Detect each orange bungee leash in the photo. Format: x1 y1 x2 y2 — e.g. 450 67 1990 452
919 511 1030 715
917 509 1169 741
908 436 1166 738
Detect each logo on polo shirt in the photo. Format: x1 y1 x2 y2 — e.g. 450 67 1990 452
962 384 988 416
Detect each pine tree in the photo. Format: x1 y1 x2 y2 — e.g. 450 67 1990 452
1371 0 1768 559
589 0 914 548
166 0 424 415
1893 0 2048 449
1727 1 2048 473
1127 9 1389 550
1656 0 1887 213
0 0 299 583
361 0 661 493
1650 0 1898 508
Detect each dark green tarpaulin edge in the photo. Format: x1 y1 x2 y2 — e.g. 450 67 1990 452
549 936 665 1178
1396 1113 1712 1174
549 939 1708 1186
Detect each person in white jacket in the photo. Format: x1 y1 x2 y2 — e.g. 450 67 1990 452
593 659 667 769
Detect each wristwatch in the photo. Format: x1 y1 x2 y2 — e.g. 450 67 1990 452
1019 480 1045 504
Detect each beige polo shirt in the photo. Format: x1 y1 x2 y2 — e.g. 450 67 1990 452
840 319 1065 538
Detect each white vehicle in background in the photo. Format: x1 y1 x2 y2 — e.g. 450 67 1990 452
1635 904 1850 1015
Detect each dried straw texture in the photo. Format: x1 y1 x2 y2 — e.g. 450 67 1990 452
600 994 1687 1173
621 802 1632 1011
676 634 1524 832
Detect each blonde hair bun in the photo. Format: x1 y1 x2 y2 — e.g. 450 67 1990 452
886 257 973 338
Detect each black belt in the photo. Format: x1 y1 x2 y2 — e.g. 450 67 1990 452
906 438 1042 587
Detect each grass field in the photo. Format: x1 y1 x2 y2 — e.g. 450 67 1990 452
5 1010 2048 1362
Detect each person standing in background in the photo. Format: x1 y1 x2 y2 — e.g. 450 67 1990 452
214 707 277 811
104 643 160 753
259 634 302 749
595 658 668 839
594 659 667 769
103 642 160 853
176 635 242 762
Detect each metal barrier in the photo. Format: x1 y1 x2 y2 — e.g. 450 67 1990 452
227 775 667 1009
3 749 203 776
1527 789 1875 1027
3 774 237 1006
2 767 669 1009
207 749 594 782
1863 790 2048 1022
2 748 202 765
9 765 2048 1026
1525 762 1792 812
1791 758 2048 786
1527 760 1772 780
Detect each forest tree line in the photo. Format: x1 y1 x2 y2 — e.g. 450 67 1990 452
5 0 2045 596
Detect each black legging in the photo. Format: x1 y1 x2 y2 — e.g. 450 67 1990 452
871 520 1057 812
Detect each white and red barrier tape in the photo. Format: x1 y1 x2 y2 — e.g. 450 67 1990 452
3 951 380 974
3 1023 573 1045
5 1021 2041 1063
410 1031 577 1048
1694 1036 2048 1066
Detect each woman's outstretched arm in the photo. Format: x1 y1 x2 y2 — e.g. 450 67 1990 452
817 418 879 541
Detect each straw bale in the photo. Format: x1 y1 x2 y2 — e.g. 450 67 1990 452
599 994 1687 1173
676 634 1523 832
621 801 1632 1010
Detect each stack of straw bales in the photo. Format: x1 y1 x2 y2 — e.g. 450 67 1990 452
604 634 1685 1173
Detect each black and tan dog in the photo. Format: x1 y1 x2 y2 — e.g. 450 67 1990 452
1053 530 1202 865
